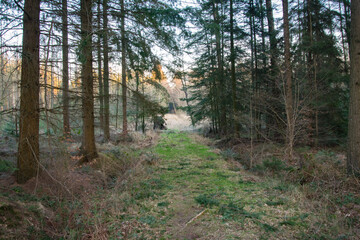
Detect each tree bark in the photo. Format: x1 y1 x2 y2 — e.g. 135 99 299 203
251 0 259 139
266 0 278 79
230 0 238 135
212 0 226 135
103 0 110 141
259 0 266 67
265 0 280 140
80 0 97 161
121 0 128 135
97 0 104 135
339 1 348 74
135 70 139 131
347 0 360 175
282 0 294 160
343 0 350 49
17 0 41 183
62 0 70 138
115 74 120 129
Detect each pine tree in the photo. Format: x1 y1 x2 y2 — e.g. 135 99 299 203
282 0 294 159
103 0 110 140
17 0 41 183
347 0 360 175
120 0 128 135
62 0 70 138
80 0 97 161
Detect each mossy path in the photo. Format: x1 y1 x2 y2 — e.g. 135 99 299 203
120 131 313 239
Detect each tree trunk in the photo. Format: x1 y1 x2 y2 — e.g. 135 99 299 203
265 0 280 140
282 0 294 160
259 0 266 67
265 0 278 84
306 0 314 145
116 74 120 129
135 70 139 131
343 0 350 49
103 0 110 141
339 1 348 74
121 0 128 135
17 0 41 183
50 64 54 109
212 0 226 135
347 0 360 176
80 0 97 161
62 0 70 138
230 0 238 135
97 0 104 134
251 0 260 139
249 1 256 140
43 21 54 138
142 82 145 133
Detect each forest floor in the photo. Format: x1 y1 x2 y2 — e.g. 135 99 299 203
120 131 314 239
1 128 360 239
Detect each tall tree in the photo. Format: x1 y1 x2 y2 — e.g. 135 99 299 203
212 0 226 135
282 0 294 159
97 0 104 134
103 0 110 140
230 0 238 135
62 0 70 138
265 0 280 139
17 0 41 183
80 0 97 161
120 0 128 135
347 0 360 175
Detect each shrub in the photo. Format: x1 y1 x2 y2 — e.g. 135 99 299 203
221 148 239 160
262 157 287 172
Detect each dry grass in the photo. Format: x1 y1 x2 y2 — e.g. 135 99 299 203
218 139 360 238
1 130 359 239
0 130 161 239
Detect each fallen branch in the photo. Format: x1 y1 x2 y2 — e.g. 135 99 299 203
185 209 207 227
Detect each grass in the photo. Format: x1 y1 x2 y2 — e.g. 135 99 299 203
0 159 16 173
146 132 317 239
2 131 357 239
195 194 220 207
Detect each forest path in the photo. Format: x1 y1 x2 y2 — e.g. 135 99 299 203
122 131 312 239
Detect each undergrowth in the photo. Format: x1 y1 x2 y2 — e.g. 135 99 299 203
1 131 359 239
217 138 360 239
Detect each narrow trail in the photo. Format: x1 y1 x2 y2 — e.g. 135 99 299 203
121 131 313 239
